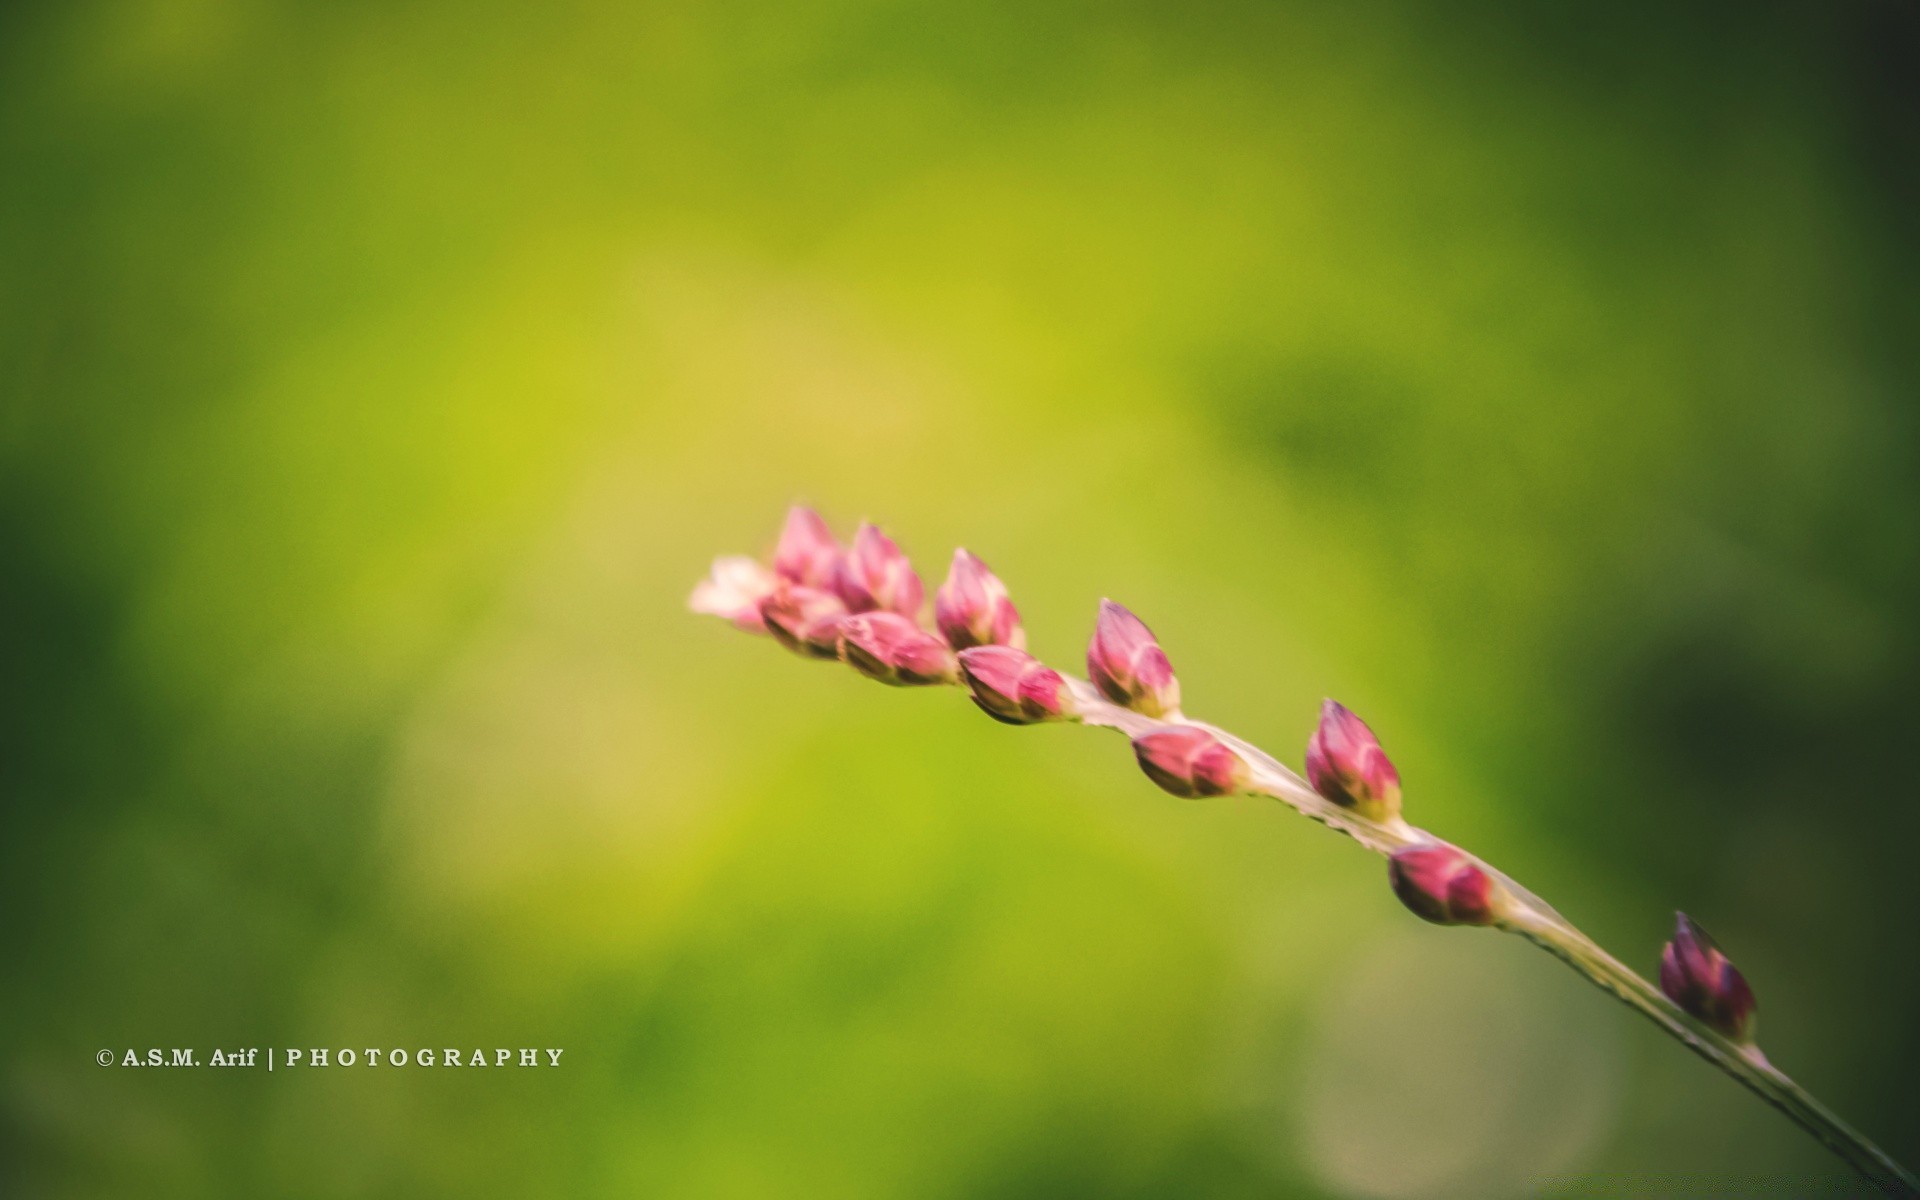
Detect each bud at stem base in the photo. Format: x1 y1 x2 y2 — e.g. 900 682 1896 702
1660 914 1758 1044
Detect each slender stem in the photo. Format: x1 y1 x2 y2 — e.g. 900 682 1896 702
710 526 1914 1188
1058 679 1919 1196
1510 914 1916 1196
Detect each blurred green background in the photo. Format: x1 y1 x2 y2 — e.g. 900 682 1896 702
5 1 1918 1196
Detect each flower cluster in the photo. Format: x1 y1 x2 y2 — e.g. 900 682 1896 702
692 505 1031 694
689 506 1222 750
693 506 1761 1049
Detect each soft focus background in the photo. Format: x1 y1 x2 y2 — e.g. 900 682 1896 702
5 2 1918 1196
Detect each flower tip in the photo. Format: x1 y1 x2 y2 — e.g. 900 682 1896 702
1387 844 1502 926
1087 599 1180 718
1131 727 1245 798
690 555 777 632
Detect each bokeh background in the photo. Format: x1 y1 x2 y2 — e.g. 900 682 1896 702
5 1 1918 1196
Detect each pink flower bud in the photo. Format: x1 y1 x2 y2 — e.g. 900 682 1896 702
689 555 778 633
935 549 1026 651
838 612 958 686
1388 844 1502 926
956 646 1073 724
1132 727 1246 798
1305 700 1402 822
1086 600 1180 718
1660 914 1758 1043
833 523 924 618
760 586 849 659
772 505 842 589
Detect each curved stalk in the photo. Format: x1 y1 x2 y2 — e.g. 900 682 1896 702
1509 917 1917 1196
1067 679 1918 1196
697 528 1917 1195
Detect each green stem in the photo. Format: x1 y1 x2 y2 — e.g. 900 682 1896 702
1066 684 1918 1196
1508 909 1918 1197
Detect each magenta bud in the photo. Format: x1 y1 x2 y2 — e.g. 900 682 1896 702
838 612 958 686
1660 914 1758 1043
760 586 849 659
935 549 1026 651
1086 600 1181 718
956 646 1073 724
833 523 925 618
1132 727 1246 798
1388 845 1502 926
689 555 778 633
772 505 842 589
1305 700 1403 821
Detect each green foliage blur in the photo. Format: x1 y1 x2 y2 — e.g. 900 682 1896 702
5 1 1917 1196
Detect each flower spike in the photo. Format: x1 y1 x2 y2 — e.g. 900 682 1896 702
838 612 958 686
1660 914 1758 1044
693 509 1920 1192
760 586 849 659
834 523 925 618
772 505 842 589
1388 844 1503 926
1086 600 1180 718
1132 727 1246 798
936 549 1025 651
956 646 1073 724
1305 700 1402 822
